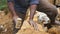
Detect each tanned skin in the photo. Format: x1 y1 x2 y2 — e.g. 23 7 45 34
8 2 39 30
29 5 38 30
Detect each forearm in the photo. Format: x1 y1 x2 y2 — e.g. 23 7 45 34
8 2 17 16
29 5 37 20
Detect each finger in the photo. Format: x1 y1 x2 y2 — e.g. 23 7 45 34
34 23 39 31
29 21 34 26
13 18 18 23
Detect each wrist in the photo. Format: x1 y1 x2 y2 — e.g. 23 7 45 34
13 14 19 18
13 12 18 16
29 18 33 20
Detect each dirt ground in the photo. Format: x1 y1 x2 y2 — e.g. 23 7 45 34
0 8 60 34
16 8 60 34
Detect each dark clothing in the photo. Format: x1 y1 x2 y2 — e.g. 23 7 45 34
7 0 58 23
7 0 39 5
37 0 58 29
37 0 58 23
8 0 58 29
7 0 39 14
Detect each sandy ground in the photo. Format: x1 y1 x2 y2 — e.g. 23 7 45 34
16 8 60 34
0 8 60 34
15 9 49 34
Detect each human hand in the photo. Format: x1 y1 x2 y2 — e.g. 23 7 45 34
29 19 39 31
13 16 22 29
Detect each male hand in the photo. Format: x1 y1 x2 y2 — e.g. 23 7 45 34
13 16 19 23
29 20 39 31
13 16 22 29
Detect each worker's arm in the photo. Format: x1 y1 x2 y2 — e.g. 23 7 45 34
29 0 39 30
7 0 17 16
8 0 19 24
29 5 37 20
29 5 38 30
